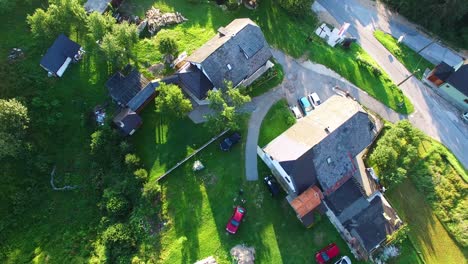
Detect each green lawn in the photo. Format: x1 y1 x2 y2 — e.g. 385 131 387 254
387 180 467 264
245 60 284 97
134 113 366 263
374 30 435 79
258 99 295 147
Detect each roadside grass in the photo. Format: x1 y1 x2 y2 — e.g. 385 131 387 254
258 99 295 147
366 123 467 263
374 30 434 79
129 0 412 113
386 180 467 264
137 114 366 263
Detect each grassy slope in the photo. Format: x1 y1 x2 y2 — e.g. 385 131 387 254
374 30 434 79
387 180 467 264
258 99 295 147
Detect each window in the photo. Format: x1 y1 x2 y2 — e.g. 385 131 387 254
227 64 232 70
327 157 332 164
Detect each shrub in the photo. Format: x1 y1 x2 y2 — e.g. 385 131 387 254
278 0 313 16
124 153 141 170
143 180 161 202
158 36 178 57
102 223 136 262
102 188 132 218
133 168 149 183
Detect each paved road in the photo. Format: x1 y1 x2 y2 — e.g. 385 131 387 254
316 0 468 169
245 49 405 181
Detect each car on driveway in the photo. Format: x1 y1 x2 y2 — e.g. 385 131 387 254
289 105 303 119
226 206 246 234
263 175 280 196
299 96 314 116
315 243 340 264
220 132 241 151
308 92 321 106
334 256 351 264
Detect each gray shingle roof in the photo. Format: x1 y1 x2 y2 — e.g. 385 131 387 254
264 96 377 195
446 64 468 96
106 67 151 107
186 18 272 89
343 194 401 252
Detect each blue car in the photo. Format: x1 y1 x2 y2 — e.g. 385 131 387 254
299 97 313 116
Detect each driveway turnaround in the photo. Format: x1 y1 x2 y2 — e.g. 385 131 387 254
316 0 468 168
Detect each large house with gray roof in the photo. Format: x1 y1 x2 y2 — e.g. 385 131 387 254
178 18 273 104
258 95 402 260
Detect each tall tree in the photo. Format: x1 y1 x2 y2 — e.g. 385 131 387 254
155 83 192 118
100 22 138 69
205 81 251 133
0 99 29 159
86 12 115 43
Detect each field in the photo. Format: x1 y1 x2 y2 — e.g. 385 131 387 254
374 30 434 79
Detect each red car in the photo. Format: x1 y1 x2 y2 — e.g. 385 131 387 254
315 243 340 264
226 206 246 234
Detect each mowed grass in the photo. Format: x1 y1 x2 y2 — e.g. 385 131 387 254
386 180 467 264
128 0 412 113
374 30 434 79
136 112 366 263
258 99 295 147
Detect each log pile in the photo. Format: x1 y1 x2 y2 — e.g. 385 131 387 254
144 7 188 35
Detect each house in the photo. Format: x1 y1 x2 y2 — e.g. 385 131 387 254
258 95 401 260
84 0 122 14
179 18 274 105
426 60 468 111
40 34 83 77
106 66 162 136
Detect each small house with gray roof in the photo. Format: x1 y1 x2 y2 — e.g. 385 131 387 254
179 18 273 104
258 95 401 260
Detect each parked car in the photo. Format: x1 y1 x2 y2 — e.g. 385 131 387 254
263 175 280 196
308 92 321 106
334 256 351 264
315 243 340 264
299 96 314 116
289 105 303 119
226 206 246 234
220 132 241 151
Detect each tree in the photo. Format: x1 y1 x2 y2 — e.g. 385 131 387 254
100 22 138 69
86 12 115 43
205 81 251 133
158 36 179 58
278 0 313 16
155 83 193 118
27 0 86 43
0 99 29 159
102 223 136 262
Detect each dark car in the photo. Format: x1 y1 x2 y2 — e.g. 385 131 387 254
226 206 246 234
315 243 340 264
263 175 280 196
220 132 241 151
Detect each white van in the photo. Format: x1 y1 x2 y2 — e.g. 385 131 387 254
308 92 321 106
289 105 302 119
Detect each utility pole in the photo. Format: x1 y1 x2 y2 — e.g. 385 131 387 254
416 39 438 54
397 69 420 86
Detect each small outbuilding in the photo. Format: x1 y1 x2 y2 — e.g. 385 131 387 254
40 34 83 77
112 107 142 136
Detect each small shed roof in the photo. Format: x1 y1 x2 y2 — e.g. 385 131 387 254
432 62 454 81
113 108 142 136
40 34 81 74
84 0 112 14
290 186 323 218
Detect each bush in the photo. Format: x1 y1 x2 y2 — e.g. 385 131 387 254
103 188 132 218
133 168 148 183
158 36 178 57
102 223 136 262
226 0 240 10
124 153 141 170
278 0 313 16
143 180 161 202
